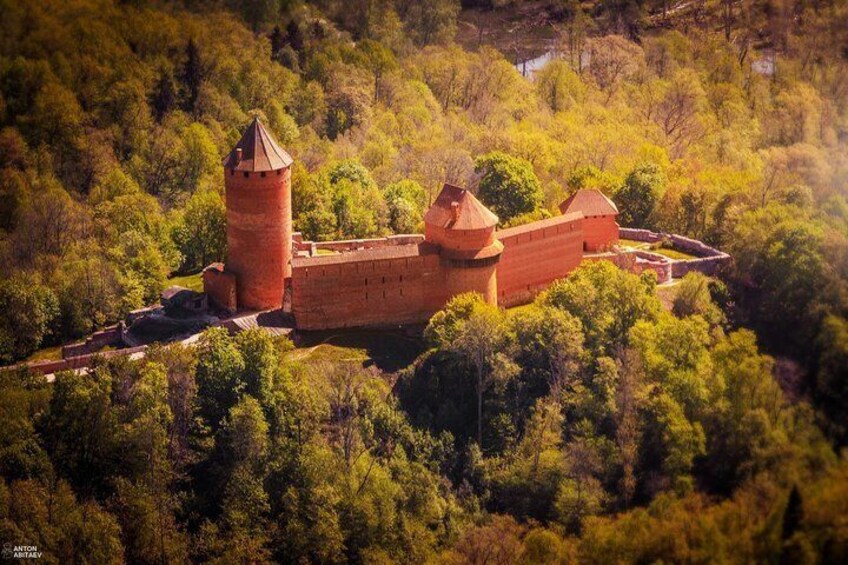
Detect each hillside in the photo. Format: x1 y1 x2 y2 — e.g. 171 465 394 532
1 0 848 563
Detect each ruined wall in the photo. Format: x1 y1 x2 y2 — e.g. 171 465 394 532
5 345 149 377
203 266 238 313
61 326 122 358
618 228 731 277
583 215 619 252
496 213 584 308
291 244 449 330
631 251 673 283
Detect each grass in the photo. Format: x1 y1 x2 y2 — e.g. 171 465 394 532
618 238 650 249
617 239 699 261
650 247 699 261
167 272 204 292
25 344 63 363
286 329 425 373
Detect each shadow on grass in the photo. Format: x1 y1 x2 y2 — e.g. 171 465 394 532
293 328 426 373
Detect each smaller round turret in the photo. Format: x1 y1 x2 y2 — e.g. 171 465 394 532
424 184 503 304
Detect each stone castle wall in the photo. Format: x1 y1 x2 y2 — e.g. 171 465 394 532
582 215 620 252
203 265 238 313
290 245 448 330
497 214 584 307
60 325 122 358
619 227 731 277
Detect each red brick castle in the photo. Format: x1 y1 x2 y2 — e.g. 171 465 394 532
203 118 620 330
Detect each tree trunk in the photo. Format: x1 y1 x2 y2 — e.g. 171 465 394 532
477 366 483 449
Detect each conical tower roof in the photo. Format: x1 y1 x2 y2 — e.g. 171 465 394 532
424 184 499 231
558 189 618 216
222 117 293 172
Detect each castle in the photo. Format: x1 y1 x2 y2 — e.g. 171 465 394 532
203 118 621 330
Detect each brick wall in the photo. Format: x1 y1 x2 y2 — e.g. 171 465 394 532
497 214 584 307
583 215 619 252
226 166 291 310
203 268 238 312
61 325 122 358
291 247 448 330
294 234 425 255
4 345 149 376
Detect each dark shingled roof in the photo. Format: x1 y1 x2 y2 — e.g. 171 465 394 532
558 189 619 217
222 117 293 172
424 184 498 230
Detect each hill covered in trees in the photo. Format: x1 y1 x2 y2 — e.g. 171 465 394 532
1 0 848 562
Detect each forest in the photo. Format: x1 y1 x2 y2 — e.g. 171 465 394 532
1 0 847 562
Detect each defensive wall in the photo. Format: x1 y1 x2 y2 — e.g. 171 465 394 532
619 228 731 277
288 212 609 328
496 212 584 307
290 242 446 329
293 234 425 255
6 345 148 377
60 325 123 358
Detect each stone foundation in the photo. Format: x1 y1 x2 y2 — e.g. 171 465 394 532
619 228 731 277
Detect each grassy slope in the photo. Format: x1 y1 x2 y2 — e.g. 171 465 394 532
167 272 204 292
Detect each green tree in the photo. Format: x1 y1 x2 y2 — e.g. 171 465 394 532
181 39 204 114
0 275 58 363
151 70 176 123
815 315 848 442
615 163 666 228
43 367 120 496
672 272 725 327
535 60 585 112
426 293 518 449
220 396 271 536
402 0 460 47
543 261 661 356
171 188 226 272
195 327 246 431
474 151 543 223
384 179 427 233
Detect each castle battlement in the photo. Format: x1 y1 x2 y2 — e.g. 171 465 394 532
204 118 625 330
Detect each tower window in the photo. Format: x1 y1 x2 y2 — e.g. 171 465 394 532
230 169 234 176
261 171 266 178
243 171 249 178
277 169 282 176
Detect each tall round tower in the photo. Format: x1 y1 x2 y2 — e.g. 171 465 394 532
424 184 503 305
222 117 293 311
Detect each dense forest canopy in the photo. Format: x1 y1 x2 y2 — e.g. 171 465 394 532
1 0 848 562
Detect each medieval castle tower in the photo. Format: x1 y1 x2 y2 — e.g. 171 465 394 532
204 118 622 329
219 117 293 310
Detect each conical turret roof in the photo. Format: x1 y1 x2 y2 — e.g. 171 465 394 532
558 189 618 216
222 117 293 172
424 184 499 231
